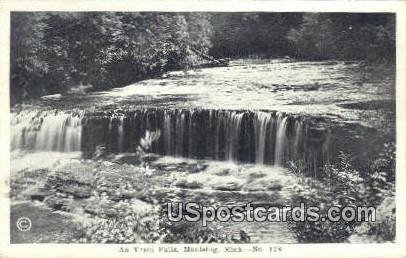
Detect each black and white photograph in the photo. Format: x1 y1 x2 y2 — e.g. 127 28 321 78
3 3 402 252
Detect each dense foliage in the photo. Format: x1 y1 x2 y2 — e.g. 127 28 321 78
11 12 213 103
10 12 395 103
209 13 302 58
288 142 396 243
287 13 395 61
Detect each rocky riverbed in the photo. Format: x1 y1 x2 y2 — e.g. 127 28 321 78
11 151 302 243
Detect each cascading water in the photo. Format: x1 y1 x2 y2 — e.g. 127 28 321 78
293 119 303 160
175 112 185 157
188 110 195 158
225 112 245 161
11 108 331 170
11 110 83 152
254 112 273 164
274 113 289 166
117 115 125 153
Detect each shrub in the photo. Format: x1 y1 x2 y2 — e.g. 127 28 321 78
288 143 395 243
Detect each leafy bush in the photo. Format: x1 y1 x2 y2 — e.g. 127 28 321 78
288 143 395 243
72 197 164 243
73 201 247 243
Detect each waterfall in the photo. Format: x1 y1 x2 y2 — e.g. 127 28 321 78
274 112 288 166
163 110 173 155
11 108 331 171
175 112 186 157
293 119 303 160
11 110 83 152
225 112 245 161
117 115 125 153
254 112 273 164
188 110 195 158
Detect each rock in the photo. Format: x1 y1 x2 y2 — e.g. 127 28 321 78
251 201 281 209
57 185 92 199
110 191 137 201
102 161 113 166
245 179 283 192
212 182 242 191
83 208 98 216
212 168 231 176
130 199 154 216
239 230 251 243
143 155 160 163
30 191 51 202
248 171 266 179
114 155 142 166
104 208 118 218
44 196 71 212
175 179 203 189
40 93 62 100
45 174 93 199
267 182 283 191
189 163 209 173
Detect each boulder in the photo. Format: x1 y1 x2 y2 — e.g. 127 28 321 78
30 191 52 202
175 179 203 189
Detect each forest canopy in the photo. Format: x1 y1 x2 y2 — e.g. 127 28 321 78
10 12 395 103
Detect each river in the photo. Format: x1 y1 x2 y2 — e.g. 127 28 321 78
10 58 395 243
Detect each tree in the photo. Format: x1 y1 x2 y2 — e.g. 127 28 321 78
10 12 48 103
286 13 396 61
10 12 214 101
